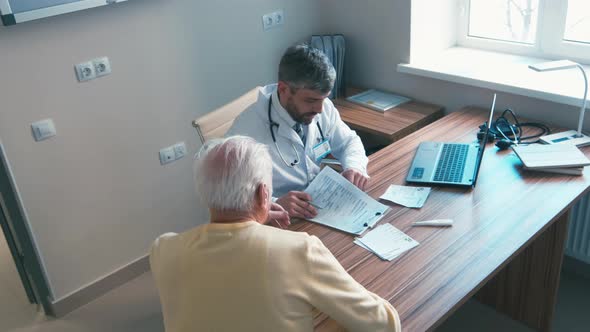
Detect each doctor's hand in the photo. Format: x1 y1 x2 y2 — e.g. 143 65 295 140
275 191 318 220
342 168 370 191
267 202 291 229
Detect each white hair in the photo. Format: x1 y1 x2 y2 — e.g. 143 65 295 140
193 136 273 212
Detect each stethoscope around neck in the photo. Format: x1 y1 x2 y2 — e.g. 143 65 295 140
268 96 325 168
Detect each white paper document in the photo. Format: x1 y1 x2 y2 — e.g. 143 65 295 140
304 167 389 235
379 185 431 208
354 223 419 261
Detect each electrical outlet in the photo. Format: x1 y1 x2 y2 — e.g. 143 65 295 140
75 61 96 82
173 142 187 160
92 56 111 78
262 13 274 31
159 147 175 165
262 10 284 31
273 10 284 26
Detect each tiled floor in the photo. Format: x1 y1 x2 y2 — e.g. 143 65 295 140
1 227 589 332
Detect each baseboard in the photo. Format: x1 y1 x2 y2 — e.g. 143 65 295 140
562 255 590 280
51 254 150 317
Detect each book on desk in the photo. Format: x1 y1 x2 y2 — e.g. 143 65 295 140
522 165 585 175
512 143 590 175
346 89 411 112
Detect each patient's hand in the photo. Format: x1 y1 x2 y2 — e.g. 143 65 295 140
267 202 290 229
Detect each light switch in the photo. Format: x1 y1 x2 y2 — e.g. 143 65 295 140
31 119 57 141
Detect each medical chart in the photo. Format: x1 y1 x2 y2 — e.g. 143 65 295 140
304 167 388 235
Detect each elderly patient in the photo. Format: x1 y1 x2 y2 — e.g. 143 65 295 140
149 136 401 332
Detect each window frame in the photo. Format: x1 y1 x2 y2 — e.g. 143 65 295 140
458 0 590 64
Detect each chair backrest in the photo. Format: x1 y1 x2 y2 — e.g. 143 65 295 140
192 86 261 144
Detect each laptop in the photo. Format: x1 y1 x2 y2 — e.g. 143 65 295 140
405 94 496 187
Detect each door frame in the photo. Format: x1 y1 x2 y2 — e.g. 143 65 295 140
0 198 37 303
0 141 53 315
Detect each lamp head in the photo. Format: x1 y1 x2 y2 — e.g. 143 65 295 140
528 60 579 72
528 59 590 147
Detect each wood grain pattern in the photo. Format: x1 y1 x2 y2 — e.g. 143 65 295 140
294 107 590 332
333 88 444 143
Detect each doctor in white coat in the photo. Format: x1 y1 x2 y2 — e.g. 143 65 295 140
227 44 369 219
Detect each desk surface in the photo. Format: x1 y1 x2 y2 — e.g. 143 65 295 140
334 88 444 142
290 107 590 331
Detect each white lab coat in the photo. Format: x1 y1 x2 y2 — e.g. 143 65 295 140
226 84 368 198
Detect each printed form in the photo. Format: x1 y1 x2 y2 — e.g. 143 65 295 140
304 167 388 235
379 185 431 208
354 223 419 261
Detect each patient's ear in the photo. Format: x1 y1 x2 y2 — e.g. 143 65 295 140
254 183 269 223
255 183 269 208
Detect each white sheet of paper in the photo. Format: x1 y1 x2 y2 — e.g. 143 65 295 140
355 223 419 261
304 167 389 235
379 185 431 208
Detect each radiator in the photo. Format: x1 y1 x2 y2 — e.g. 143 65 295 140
566 193 590 264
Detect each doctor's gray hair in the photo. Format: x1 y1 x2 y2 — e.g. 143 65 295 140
193 136 273 212
278 44 336 94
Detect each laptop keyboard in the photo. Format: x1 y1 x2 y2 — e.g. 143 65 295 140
433 144 469 183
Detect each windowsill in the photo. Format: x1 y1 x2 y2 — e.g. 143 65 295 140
397 47 589 108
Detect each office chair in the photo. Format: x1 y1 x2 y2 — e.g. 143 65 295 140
192 86 261 144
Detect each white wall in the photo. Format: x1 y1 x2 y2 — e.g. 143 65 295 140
410 0 458 63
319 0 586 131
0 0 322 301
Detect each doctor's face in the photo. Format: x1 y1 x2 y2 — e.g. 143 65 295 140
278 82 331 125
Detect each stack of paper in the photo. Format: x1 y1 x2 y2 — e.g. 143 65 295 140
522 165 585 175
512 143 590 176
354 224 419 261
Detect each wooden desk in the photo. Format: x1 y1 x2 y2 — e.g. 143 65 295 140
334 88 444 144
290 107 590 331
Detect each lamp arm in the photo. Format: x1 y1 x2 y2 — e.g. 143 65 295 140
576 64 588 136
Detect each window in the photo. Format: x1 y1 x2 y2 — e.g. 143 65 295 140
563 1 590 44
459 0 590 63
564 0 590 44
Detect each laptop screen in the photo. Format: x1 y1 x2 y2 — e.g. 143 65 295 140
471 93 497 187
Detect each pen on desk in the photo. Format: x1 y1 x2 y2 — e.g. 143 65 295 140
412 219 453 227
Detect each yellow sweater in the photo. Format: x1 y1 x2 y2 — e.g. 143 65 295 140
150 221 401 332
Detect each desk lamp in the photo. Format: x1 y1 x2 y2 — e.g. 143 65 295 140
529 60 590 147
